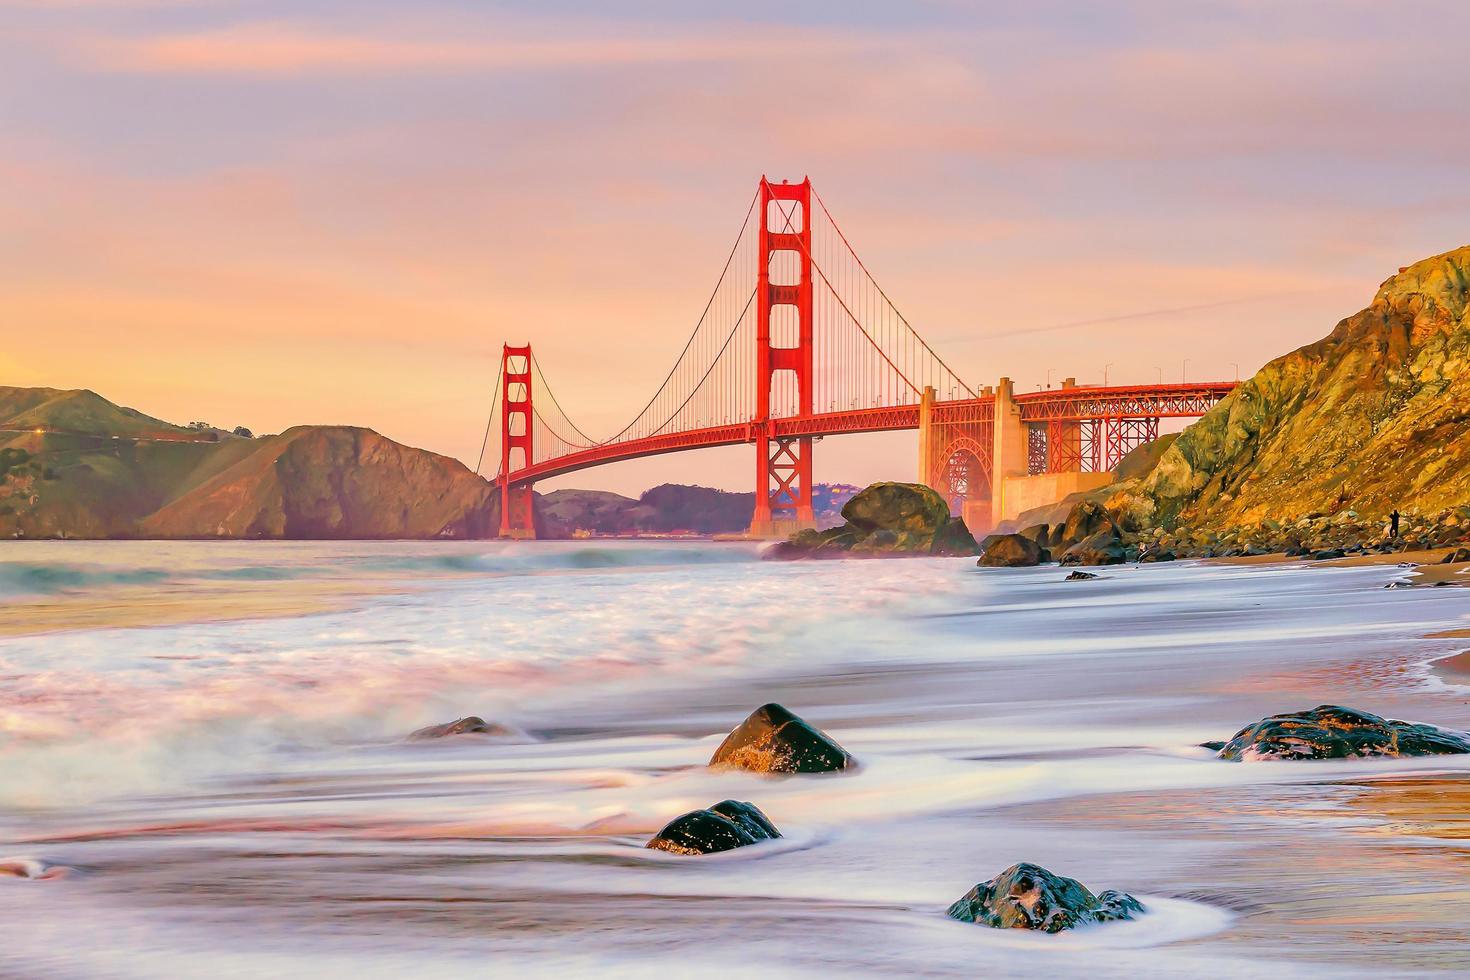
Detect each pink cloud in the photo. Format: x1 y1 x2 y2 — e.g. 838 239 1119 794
75 20 893 76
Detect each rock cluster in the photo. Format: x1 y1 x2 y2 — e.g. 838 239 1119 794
946 862 1145 932
1122 505 1470 560
977 500 1129 567
709 703 856 774
766 483 979 560
1207 705 1470 761
646 800 782 855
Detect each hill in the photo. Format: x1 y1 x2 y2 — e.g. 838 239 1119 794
0 388 497 538
1108 245 1470 544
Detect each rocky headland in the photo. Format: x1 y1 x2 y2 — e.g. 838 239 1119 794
989 245 1470 565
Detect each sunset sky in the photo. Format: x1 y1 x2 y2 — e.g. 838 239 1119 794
4 1 1467 495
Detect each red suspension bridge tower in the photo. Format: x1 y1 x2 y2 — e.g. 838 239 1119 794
498 344 536 539
751 178 816 536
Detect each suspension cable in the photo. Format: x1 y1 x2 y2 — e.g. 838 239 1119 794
771 197 923 400
473 358 505 476
529 186 762 450
812 187 975 397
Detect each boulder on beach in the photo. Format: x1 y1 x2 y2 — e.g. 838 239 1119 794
1059 529 1126 566
764 483 979 560
978 533 1042 567
1065 570 1099 581
646 799 782 855
1018 522 1051 550
1053 500 1119 552
1212 704 1470 761
947 862 1145 932
409 716 513 740
709 702 855 773
1441 547 1470 564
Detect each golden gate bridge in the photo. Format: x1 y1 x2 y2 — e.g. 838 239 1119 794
477 178 1235 538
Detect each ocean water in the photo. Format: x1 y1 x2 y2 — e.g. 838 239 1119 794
2 541 1469 977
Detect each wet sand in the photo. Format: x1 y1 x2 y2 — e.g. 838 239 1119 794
1214 549 1469 589
1022 773 1470 972
0 579 395 638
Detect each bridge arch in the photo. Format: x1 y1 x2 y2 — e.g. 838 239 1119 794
934 434 992 520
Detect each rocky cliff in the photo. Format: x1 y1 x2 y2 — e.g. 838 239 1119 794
138 426 497 538
1110 245 1470 535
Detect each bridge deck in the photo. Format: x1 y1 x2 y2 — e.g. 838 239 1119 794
506 382 1235 486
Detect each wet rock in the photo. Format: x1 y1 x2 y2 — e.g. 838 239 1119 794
1441 547 1470 564
765 483 979 560
978 533 1042 567
1213 704 1470 761
646 800 781 855
947 862 1145 932
1059 529 1126 566
1311 548 1346 560
709 702 855 773
1064 570 1099 581
1140 548 1176 562
409 716 512 740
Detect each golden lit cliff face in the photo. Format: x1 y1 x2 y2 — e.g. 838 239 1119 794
1115 246 1470 528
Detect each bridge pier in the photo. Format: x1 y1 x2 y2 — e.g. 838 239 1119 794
498 479 536 539
989 378 1029 530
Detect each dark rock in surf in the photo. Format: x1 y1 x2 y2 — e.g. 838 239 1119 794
709 703 855 773
1065 570 1099 581
978 533 1042 567
409 716 511 740
1212 704 1470 761
947 862 1144 932
646 799 782 855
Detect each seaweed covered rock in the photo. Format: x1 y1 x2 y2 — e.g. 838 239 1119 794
1213 705 1470 761
709 703 855 773
978 533 1042 567
409 716 513 740
765 483 979 559
646 800 781 855
947 862 1144 932
1065 570 1099 581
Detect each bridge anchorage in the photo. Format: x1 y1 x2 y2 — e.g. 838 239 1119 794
481 177 1236 539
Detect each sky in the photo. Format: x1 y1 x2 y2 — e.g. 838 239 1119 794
3 1 1467 496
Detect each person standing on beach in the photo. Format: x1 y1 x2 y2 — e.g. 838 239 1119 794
1390 509 1401 538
